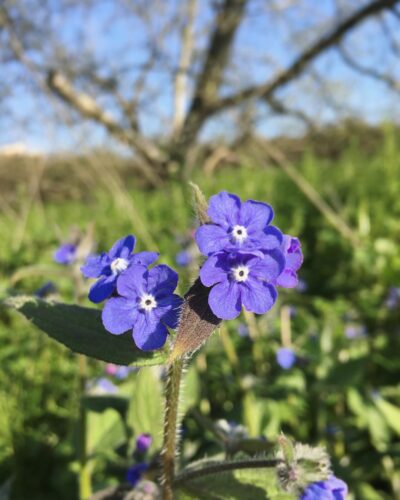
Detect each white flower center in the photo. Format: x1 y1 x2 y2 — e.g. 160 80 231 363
139 293 157 312
232 265 250 282
231 225 248 244
110 257 129 275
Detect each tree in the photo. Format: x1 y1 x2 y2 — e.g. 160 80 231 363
1 0 400 185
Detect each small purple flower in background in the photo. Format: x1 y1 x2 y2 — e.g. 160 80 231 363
81 235 158 304
175 249 193 267
87 377 118 395
385 287 400 310
126 463 148 487
237 323 249 338
276 347 296 370
301 475 348 500
136 433 152 453
199 250 284 320
296 278 308 293
275 235 303 288
195 191 282 256
102 264 183 351
105 363 136 380
54 243 77 265
345 324 367 339
34 281 57 298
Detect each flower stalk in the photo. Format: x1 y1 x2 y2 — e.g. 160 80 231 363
162 357 185 500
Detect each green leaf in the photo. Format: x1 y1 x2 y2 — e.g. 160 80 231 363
175 458 294 499
87 408 126 457
4 296 168 366
127 368 164 451
81 395 129 418
375 398 400 436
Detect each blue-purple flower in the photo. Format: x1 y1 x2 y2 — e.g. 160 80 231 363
237 323 249 338
301 475 348 500
81 235 158 304
275 235 303 288
54 243 77 265
195 192 282 256
175 249 193 267
105 363 137 379
34 281 57 298
136 433 152 453
385 287 400 310
102 264 183 350
199 250 284 320
345 324 367 339
276 347 296 369
126 463 148 487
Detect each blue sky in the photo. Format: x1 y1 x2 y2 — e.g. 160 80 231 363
1 0 399 153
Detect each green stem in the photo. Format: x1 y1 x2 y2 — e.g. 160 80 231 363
173 458 280 486
162 358 185 500
78 354 92 499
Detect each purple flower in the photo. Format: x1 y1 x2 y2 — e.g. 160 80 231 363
276 347 296 369
275 235 303 288
34 281 57 298
301 475 348 500
126 463 148 487
345 324 367 339
105 363 136 379
54 243 77 265
385 287 400 310
199 250 284 320
175 249 193 267
102 264 183 351
237 323 249 337
195 192 282 255
136 433 152 453
81 235 158 304
87 377 118 395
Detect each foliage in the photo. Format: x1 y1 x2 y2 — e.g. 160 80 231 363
0 125 400 498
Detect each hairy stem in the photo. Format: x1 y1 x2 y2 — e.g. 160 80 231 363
162 358 185 500
173 458 280 486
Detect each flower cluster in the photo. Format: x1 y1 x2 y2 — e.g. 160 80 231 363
195 192 303 320
81 235 182 351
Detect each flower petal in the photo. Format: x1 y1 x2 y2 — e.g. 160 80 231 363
251 249 285 282
199 253 229 287
156 294 183 329
132 251 159 266
241 280 277 314
276 269 298 288
148 265 178 297
133 313 168 351
195 224 230 256
88 275 116 303
102 297 138 334
81 253 108 278
239 200 273 230
209 281 241 320
258 226 283 250
116 264 147 298
207 192 241 228
108 235 136 259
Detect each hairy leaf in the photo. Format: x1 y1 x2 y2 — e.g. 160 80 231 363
4 296 168 366
175 458 294 499
170 279 221 360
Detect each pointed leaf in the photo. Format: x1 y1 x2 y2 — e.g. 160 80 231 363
4 296 168 366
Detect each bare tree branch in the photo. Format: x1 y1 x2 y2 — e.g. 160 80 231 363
208 0 400 113
172 0 197 136
176 0 249 152
338 44 400 92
